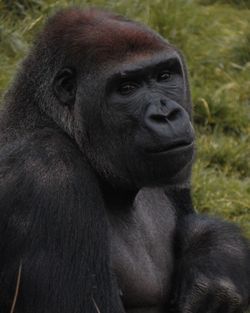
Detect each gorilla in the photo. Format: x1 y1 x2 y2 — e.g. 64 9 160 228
0 8 249 313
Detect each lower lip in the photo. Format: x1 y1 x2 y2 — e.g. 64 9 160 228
146 142 194 155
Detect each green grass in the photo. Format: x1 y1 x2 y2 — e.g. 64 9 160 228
0 0 249 311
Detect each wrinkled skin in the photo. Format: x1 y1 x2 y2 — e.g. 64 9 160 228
0 8 249 313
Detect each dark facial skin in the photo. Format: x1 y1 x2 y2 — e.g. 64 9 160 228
105 53 195 186
0 8 249 313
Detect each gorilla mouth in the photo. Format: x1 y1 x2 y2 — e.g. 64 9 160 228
145 140 194 154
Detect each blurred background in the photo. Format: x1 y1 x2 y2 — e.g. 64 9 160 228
0 0 249 237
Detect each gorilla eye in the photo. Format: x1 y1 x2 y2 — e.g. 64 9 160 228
118 82 139 96
158 71 171 82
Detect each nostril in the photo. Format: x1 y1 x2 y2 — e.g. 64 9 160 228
149 114 167 124
166 108 180 121
149 109 181 124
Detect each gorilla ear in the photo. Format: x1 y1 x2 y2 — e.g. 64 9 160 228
53 68 76 106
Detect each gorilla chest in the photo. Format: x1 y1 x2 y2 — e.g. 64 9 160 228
108 188 176 310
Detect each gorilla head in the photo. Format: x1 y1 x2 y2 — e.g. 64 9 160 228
6 8 195 189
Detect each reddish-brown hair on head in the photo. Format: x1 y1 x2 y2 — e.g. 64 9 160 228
38 7 168 64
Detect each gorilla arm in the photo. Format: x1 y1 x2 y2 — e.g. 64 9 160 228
171 213 250 313
0 130 124 313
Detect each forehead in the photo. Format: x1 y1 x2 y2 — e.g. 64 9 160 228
106 50 180 76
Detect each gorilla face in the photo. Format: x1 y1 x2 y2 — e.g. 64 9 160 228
103 52 195 187
52 15 194 189
65 54 194 188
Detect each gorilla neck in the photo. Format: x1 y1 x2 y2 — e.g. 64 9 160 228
100 181 138 211
99 169 193 214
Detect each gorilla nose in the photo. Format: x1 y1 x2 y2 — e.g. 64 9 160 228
149 108 180 123
144 99 194 147
145 99 184 130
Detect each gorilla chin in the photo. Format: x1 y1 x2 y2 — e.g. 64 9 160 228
129 143 195 188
